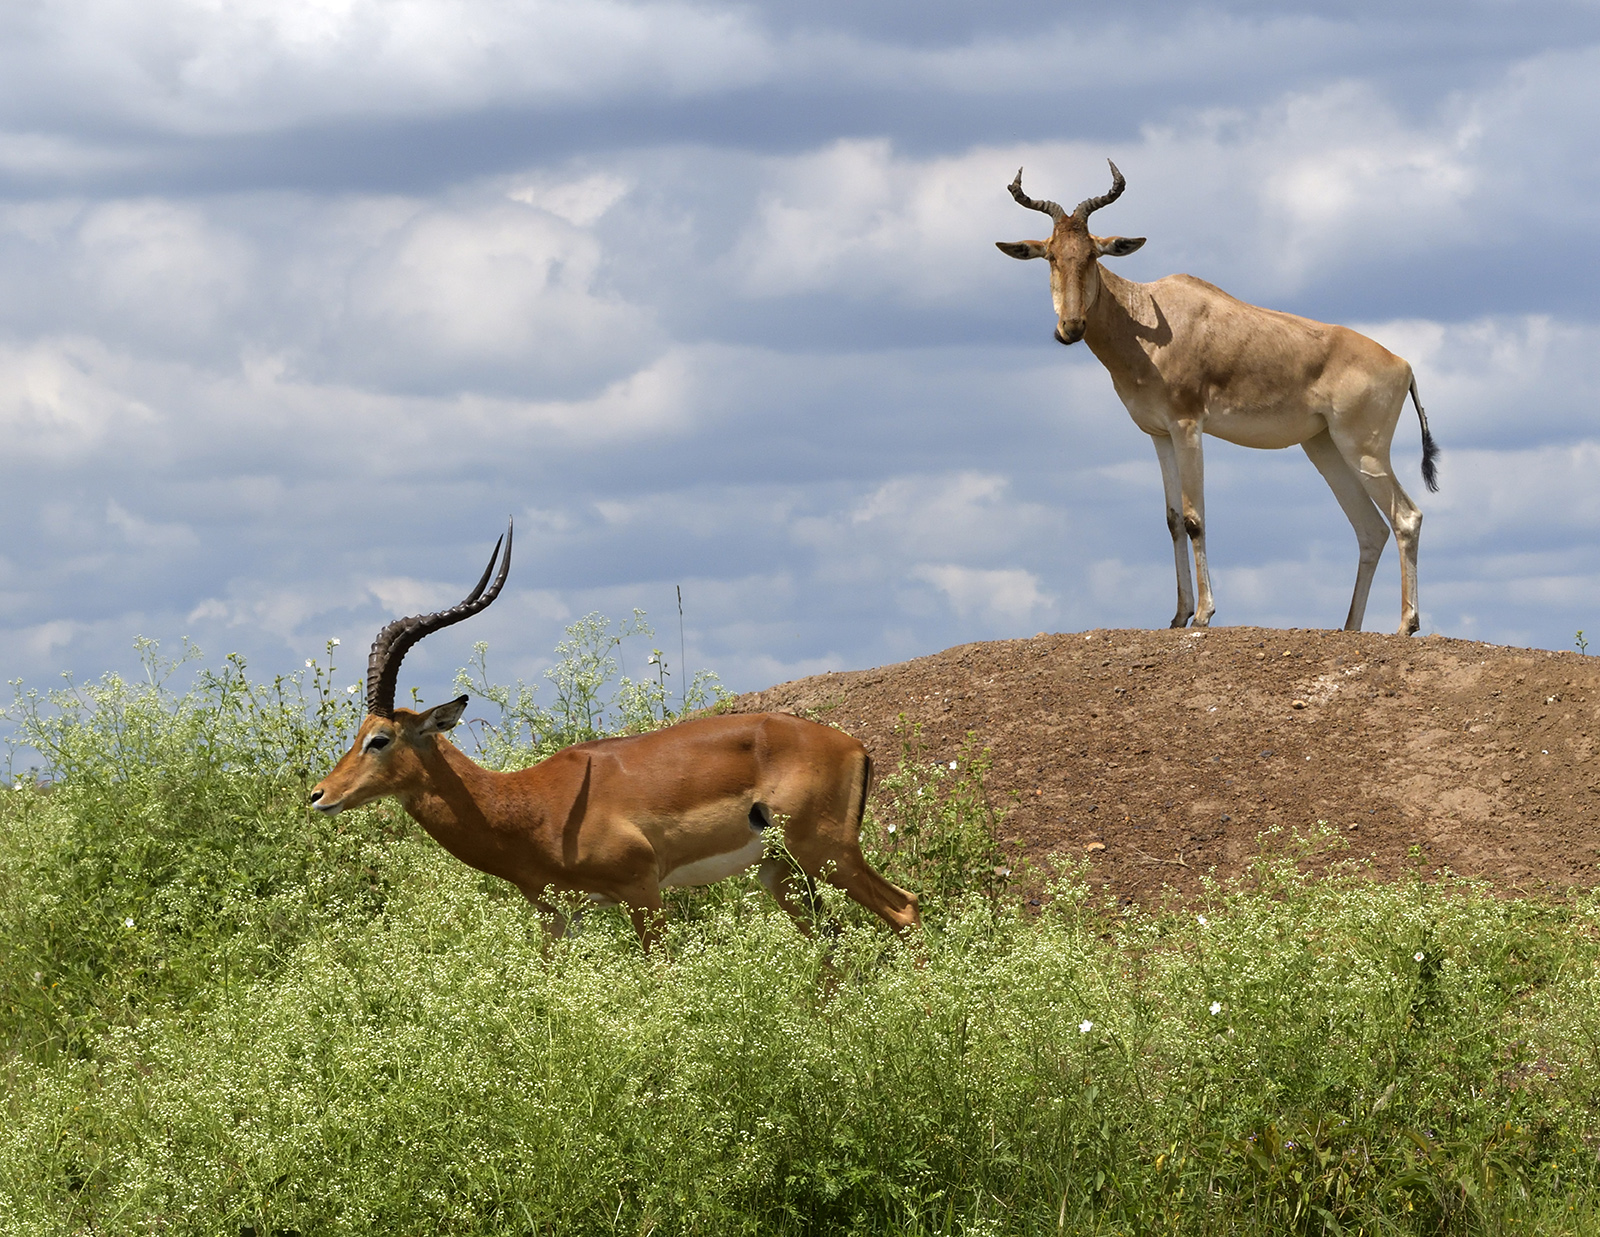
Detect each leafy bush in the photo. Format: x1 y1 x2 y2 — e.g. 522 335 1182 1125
454 611 725 770
4 623 1600 1235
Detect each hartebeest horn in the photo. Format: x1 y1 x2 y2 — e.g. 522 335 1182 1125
1008 168 1065 222
1071 159 1125 223
366 520 513 718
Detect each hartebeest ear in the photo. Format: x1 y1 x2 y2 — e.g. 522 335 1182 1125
995 240 1049 260
1094 235 1146 258
415 694 470 735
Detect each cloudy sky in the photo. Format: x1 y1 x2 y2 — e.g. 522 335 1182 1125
3 0 1599 713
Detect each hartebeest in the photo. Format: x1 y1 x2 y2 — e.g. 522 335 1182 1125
997 161 1439 634
309 523 919 948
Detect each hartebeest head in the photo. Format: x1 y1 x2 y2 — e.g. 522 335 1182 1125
310 522 512 815
995 160 1145 345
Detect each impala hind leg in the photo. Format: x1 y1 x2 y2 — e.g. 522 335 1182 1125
825 851 921 933
1152 433 1196 627
1302 430 1389 631
758 854 825 934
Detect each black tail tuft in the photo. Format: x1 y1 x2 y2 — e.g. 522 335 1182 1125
1410 373 1440 493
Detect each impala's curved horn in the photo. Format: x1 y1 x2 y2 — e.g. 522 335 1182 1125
1071 159 1125 223
1007 168 1065 222
366 519 513 718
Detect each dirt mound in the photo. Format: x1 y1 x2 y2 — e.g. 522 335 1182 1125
728 627 1600 901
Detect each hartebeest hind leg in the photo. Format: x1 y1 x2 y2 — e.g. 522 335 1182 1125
1302 429 1391 631
1326 423 1424 635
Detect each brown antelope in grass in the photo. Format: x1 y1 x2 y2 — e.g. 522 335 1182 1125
309 523 919 949
997 161 1440 635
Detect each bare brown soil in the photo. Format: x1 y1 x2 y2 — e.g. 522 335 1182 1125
728 627 1600 902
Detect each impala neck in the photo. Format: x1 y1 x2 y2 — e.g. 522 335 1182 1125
397 739 525 869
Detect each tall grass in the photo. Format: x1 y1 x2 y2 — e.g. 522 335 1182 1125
4 622 1600 1234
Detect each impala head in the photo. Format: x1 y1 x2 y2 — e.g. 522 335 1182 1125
309 522 512 816
995 159 1145 346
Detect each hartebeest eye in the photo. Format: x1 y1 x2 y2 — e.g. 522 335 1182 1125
362 733 392 753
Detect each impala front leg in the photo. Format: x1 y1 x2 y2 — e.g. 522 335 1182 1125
1151 433 1196 628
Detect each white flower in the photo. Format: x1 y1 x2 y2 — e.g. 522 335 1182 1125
1414 951 1425 962
1079 1019 1093 1034
124 917 135 929
887 824 896 834
1210 1001 1222 1016
330 638 340 647
33 971 42 983
347 685 359 695
11 782 22 792
949 760 958 770
305 659 315 668
1196 914 1208 926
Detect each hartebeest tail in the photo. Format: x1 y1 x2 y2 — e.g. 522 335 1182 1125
310 524 919 949
1410 374 1440 493
998 160 1439 635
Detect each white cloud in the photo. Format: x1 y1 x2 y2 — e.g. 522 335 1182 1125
366 576 459 617
0 337 160 459
105 500 198 553
73 199 256 342
730 138 1004 302
726 80 1491 308
0 131 149 178
812 471 1058 560
1354 316 1600 448
911 563 1053 628
507 173 632 228
20 618 78 660
0 0 777 136
345 197 653 384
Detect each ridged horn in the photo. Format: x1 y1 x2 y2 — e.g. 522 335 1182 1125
1007 168 1065 221
366 520 513 718
1071 159 1125 223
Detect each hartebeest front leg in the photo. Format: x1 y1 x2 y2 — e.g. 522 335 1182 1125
1169 422 1215 627
1152 434 1196 627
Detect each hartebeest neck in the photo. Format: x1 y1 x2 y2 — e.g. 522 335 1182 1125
1081 264 1164 380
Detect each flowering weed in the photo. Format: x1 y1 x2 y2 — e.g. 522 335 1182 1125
4 637 1600 1233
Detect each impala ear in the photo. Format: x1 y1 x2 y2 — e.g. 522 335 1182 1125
995 239 1048 260
1095 235 1145 258
416 694 470 735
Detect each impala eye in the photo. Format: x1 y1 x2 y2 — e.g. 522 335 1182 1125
363 734 391 753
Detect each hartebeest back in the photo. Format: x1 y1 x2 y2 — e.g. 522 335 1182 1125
997 161 1439 635
310 524 919 948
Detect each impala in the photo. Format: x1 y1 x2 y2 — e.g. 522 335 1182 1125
309 523 919 948
997 161 1440 634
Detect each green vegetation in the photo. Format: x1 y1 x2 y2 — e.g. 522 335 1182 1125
5 623 1600 1235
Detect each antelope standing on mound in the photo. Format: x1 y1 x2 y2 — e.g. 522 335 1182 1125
310 523 919 949
997 161 1439 634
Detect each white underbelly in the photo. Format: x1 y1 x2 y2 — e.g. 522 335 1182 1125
660 833 765 888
